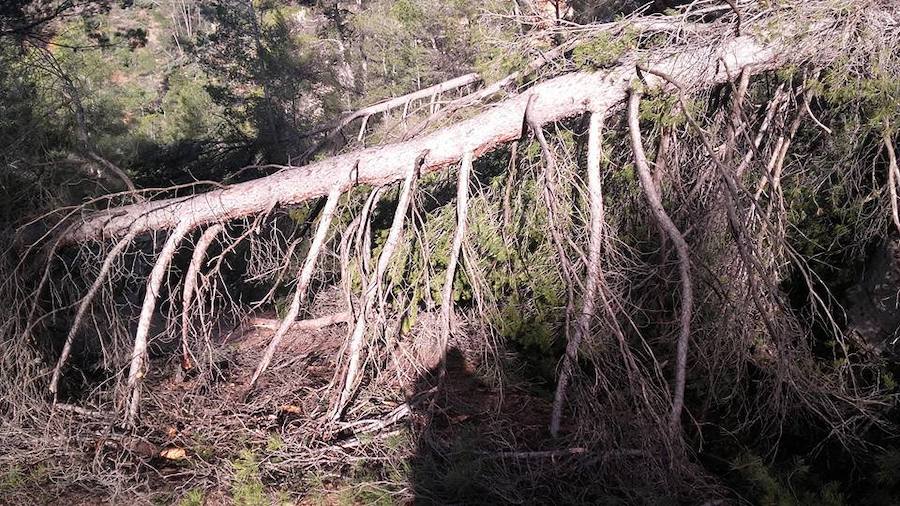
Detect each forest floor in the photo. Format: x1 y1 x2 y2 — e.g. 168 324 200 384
8 289 573 505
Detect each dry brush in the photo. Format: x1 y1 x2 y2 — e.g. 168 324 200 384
4 0 900 499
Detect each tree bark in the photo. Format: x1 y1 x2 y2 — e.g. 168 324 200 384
59 34 790 245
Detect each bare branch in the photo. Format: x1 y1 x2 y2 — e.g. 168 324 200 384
180 224 223 370
126 220 192 425
49 230 138 396
884 125 900 235
249 184 342 390
627 91 693 433
439 150 473 373
550 110 606 436
331 153 422 420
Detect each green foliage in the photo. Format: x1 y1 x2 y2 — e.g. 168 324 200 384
178 489 205 506
390 0 425 26
572 31 637 70
0 466 24 494
230 450 267 506
337 483 394 506
732 453 846 506
135 67 221 147
775 63 799 83
351 0 513 100
874 449 900 486
638 89 700 128
783 172 869 288
0 464 48 497
474 45 527 84
265 433 284 453
812 59 900 129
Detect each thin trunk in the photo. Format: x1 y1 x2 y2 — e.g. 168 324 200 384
60 32 791 245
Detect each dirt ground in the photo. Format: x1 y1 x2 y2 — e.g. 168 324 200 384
4 286 573 505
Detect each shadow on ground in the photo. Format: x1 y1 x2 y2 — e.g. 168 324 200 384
406 347 617 505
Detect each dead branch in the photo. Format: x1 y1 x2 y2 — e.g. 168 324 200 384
53 402 110 419
331 154 421 421
526 95 580 357
753 91 810 206
550 110 606 437
627 91 693 433
49 230 138 396
735 83 786 177
405 17 705 140
248 312 351 331
301 73 480 155
126 220 192 425
249 184 342 390
86 152 139 197
885 124 900 235
180 224 223 370
439 150 473 371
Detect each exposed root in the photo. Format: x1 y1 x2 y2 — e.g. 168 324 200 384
126 220 192 425
627 91 694 433
249 184 342 390
550 111 606 437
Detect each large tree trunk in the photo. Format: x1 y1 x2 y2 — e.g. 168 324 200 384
59 33 792 244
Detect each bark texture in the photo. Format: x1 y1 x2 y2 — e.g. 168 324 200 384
60 34 790 244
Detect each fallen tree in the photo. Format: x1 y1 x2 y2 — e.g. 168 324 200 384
57 16 793 244
7 3 900 498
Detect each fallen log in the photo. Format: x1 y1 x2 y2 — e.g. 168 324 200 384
59 18 816 245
